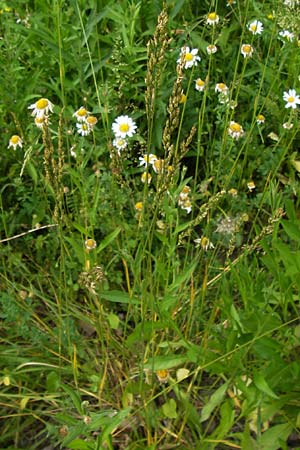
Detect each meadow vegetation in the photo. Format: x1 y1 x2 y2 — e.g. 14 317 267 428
1 0 300 449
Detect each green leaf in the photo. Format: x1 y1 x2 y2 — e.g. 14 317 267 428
107 313 119 330
281 219 300 241
97 227 122 253
253 373 279 399
259 423 293 450
167 261 197 292
162 398 177 419
67 439 94 450
61 384 83 414
101 290 139 305
144 354 188 371
99 408 131 445
200 381 230 423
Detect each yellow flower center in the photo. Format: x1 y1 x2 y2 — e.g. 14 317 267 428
288 96 295 103
135 202 143 211
119 123 130 133
257 114 265 121
10 135 20 144
86 116 97 125
82 124 88 130
180 93 187 103
77 108 87 116
196 79 205 87
242 45 252 53
251 24 257 31
35 117 45 124
185 52 193 61
208 12 217 20
36 98 49 109
230 123 241 132
85 239 96 250
218 83 226 91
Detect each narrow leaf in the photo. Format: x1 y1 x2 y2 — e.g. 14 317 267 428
253 373 279 399
200 381 230 423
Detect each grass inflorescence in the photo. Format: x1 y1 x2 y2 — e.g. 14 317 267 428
1 1 300 449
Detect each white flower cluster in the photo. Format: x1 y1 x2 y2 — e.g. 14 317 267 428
111 115 137 154
73 107 98 136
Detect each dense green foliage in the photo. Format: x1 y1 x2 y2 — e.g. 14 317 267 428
1 0 300 449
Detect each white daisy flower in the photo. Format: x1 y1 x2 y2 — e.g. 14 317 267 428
207 12 219 25
248 20 264 35
28 98 54 118
206 44 218 55
241 44 254 58
177 46 201 69
34 116 48 128
279 30 294 41
194 236 214 251
283 89 300 108
256 114 265 124
112 115 137 138
215 83 229 95
178 198 192 214
283 122 294 129
113 137 128 152
73 107 90 122
228 121 245 139
8 135 23 150
195 78 206 92
138 154 157 167
76 122 91 136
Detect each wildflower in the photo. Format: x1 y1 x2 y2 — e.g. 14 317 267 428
215 83 229 95
256 114 265 124
179 185 191 200
283 122 294 129
207 12 219 25
241 44 254 58
248 20 264 35
28 98 54 118
180 92 187 103
177 46 200 69
86 115 98 128
228 188 238 196
284 0 299 5
247 181 256 191
73 107 89 122
216 217 237 234
206 44 217 55
139 154 157 167
156 369 170 383
228 121 244 139
113 137 127 152
152 159 165 174
112 115 137 138
178 186 192 213
283 89 300 109
226 0 236 5
141 172 152 184
279 30 294 41
34 116 48 128
76 122 91 136
195 78 206 92
134 202 143 212
85 239 97 251
8 135 23 150
179 198 192 213
194 236 214 251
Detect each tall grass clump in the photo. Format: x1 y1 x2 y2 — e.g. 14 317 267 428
1 0 300 449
